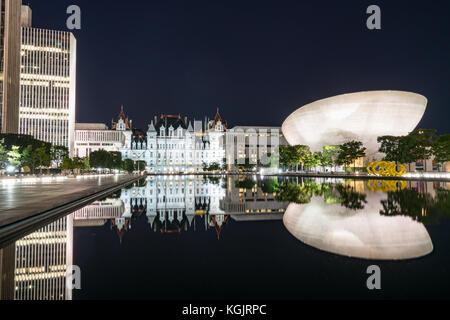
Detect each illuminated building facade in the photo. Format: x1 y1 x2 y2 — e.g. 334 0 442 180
0 0 22 134
19 21 77 153
75 108 227 173
225 125 287 170
74 123 124 158
143 110 227 173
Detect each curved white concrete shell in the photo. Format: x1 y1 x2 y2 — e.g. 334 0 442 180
283 194 433 260
282 91 427 155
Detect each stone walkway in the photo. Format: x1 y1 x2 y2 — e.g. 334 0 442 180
0 174 140 228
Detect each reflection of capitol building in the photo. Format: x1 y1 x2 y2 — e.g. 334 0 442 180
72 176 287 242
73 176 230 241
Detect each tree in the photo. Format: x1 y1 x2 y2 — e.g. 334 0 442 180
121 159 135 173
83 157 91 171
203 162 221 172
261 178 279 194
234 177 256 189
279 145 301 169
61 157 74 172
135 161 146 172
51 145 69 168
279 145 310 171
303 151 321 171
72 157 86 171
336 141 366 171
7 146 22 168
21 145 38 173
335 184 367 210
432 134 450 167
407 129 437 171
34 144 51 174
378 136 404 163
89 150 112 169
321 145 340 171
0 139 9 169
110 152 122 170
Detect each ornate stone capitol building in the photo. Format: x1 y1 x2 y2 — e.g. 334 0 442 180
75 106 227 173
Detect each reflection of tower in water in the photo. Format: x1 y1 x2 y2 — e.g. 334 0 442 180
13 215 73 300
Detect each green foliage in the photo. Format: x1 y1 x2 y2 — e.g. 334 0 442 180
21 145 37 173
335 184 367 210
0 139 9 169
279 145 301 167
380 189 438 225
432 134 450 164
61 157 86 171
203 162 221 172
336 141 366 168
89 150 113 169
279 145 312 168
261 178 279 194
303 151 321 169
7 146 22 167
110 152 122 169
51 146 69 164
203 175 221 185
378 130 438 166
275 182 314 203
83 157 91 171
34 144 51 174
134 161 146 171
320 145 340 168
378 135 406 163
121 159 135 173
0 133 51 153
60 157 73 171
234 177 256 189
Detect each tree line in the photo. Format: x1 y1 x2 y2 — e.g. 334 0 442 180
0 134 68 174
0 134 144 175
279 129 450 172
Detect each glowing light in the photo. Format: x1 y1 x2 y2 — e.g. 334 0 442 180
6 165 16 173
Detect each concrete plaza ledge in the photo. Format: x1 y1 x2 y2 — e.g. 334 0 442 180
0 174 142 246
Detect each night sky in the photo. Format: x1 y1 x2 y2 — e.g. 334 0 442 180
26 0 450 133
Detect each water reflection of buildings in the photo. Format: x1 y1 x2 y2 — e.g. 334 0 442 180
280 179 450 260
72 176 229 241
0 215 74 300
220 176 287 221
72 176 288 243
14 216 73 300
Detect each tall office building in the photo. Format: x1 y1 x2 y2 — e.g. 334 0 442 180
0 0 22 134
19 7 77 153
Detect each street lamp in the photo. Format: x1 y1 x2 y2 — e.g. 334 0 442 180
6 165 16 174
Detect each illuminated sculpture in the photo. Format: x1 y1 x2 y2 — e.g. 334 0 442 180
366 161 407 177
282 91 427 156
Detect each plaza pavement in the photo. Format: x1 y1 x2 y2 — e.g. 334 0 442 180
0 174 141 228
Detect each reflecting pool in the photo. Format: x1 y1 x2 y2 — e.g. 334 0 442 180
1 176 450 300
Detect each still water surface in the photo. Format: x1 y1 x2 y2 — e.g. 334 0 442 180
3 175 450 300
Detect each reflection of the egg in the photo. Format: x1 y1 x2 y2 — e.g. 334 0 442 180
283 193 433 260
